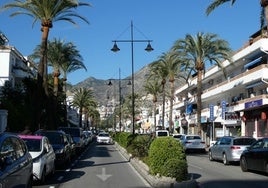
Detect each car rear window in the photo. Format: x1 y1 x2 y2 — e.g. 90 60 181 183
186 136 201 140
23 139 41 152
157 132 168 136
233 138 256 145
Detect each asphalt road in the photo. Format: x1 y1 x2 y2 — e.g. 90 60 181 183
187 152 268 188
33 142 151 188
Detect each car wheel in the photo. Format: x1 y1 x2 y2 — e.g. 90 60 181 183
208 151 214 161
223 153 229 165
240 156 248 172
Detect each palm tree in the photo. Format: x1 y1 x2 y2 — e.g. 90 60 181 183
172 32 232 135
206 0 268 33
158 51 182 132
31 39 86 97
71 88 97 127
1 0 91 128
149 60 169 130
144 79 162 132
2 0 91 95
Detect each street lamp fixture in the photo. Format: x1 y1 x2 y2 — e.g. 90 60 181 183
111 21 153 134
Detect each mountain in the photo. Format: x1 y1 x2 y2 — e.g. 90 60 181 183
74 65 151 106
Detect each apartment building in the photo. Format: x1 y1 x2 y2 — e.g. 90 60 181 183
0 32 36 88
157 29 268 144
0 32 37 132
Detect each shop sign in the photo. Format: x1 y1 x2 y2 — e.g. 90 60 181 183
245 99 263 109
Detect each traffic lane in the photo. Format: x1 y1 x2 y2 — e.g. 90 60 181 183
187 153 268 188
59 143 151 188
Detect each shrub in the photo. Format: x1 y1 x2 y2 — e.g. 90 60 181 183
161 158 188 182
148 137 188 182
126 134 153 158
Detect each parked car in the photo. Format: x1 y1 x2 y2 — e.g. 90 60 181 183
240 137 268 174
35 130 72 166
0 132 33 188
19 134 56 184
58 127 85 154
83 131 90 146
96 132 114 144
155 130 169 137
180 134 206 152
208 136 256 165
172 133 185 142
66 134 76 159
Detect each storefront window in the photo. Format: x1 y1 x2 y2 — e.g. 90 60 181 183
258 120 268 137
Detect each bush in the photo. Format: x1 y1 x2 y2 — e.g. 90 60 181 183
161 158 188 182
126 134 153 158
113 132 132 148
148 137 188 182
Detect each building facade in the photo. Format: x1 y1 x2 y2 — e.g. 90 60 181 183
156 30 268 144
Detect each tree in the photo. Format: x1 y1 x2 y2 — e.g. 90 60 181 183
172 32 232 135
1 0 91 128
71 88 97 127
158 51 182 132
206 0 268 33
144 79 162 132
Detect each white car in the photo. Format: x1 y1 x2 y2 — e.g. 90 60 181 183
180 134 206 152
19 135 56 184
155 130 169 137
96 133 113 144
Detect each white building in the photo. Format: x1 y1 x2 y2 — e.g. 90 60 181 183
0 32 36 132
157 29 268 144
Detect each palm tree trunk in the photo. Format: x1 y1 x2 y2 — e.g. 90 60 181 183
196 70 202 135
162 84 166 130
169 81 175 133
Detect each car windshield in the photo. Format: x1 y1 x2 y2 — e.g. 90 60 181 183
233 138 256 145
186 136 201 140
99 133 109 137
173 135 182 138
157 132 168 136
23 139 41 152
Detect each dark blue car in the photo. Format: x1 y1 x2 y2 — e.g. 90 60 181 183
0 132 33 188
240 137 268 174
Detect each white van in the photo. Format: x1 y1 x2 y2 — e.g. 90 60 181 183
155 130 169 137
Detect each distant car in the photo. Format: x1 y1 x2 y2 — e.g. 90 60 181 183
35 130 72 166
19 134 56 184
58 127 85 154
0 132 33 188
83 131 90 146
209 136 256 165
155 130 169 137
240 137 268 174
180 134 206 152
172 134 185 141
96 133 113 144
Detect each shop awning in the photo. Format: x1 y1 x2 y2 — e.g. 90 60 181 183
244 56 262 69
245 80 263 89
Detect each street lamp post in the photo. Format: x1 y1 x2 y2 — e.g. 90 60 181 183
111 21 153 134
108 68 131 132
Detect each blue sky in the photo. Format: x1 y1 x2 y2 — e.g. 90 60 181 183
1 0 260 85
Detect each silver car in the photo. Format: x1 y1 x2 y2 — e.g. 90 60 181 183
208 136 256 165
180 135 206 152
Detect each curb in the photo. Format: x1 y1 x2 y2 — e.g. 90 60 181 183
115 142 199 188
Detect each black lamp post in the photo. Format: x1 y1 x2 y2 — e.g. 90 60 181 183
108 68 131 132
111 21 153 134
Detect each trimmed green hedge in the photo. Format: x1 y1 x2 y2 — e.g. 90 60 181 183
148 137 188 181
